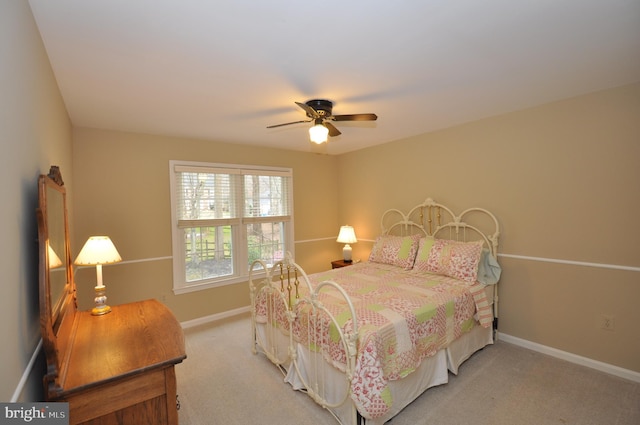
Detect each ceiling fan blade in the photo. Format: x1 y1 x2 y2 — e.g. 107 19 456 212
332 113 378 122
325 122 341 137
266 119 311 129
295 101 321 119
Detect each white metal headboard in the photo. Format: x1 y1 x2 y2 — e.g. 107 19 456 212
381 198 501 258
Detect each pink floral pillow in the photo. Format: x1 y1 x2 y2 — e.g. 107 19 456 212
368 234 421 270
413 238 484 283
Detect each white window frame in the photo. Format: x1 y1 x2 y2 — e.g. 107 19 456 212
169 160 294 294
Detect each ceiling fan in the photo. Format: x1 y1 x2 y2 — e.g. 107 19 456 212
267 99 378 144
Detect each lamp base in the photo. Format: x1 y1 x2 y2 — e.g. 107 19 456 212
342 244 353 263
92 285 112 316
91 304 112 316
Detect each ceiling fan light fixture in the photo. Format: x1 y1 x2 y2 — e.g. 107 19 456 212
267 99 377 145
309 120 329 144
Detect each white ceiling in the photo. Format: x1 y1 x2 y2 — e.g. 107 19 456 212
28 0 640 155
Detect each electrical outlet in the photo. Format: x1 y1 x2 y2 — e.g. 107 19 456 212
599 314 614 331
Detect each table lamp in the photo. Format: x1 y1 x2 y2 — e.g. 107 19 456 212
337 225 357 263
74 236 122 315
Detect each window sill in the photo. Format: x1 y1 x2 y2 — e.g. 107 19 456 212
173 271 267 295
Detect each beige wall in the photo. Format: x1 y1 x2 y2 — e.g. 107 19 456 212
71 128 341 322
71 84 639 374
1 0 73 401
337 83 640 372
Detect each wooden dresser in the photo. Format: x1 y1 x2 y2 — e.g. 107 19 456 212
37 167 186 424
50 300 186 424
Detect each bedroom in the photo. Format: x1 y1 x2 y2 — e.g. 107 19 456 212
2 0 639 421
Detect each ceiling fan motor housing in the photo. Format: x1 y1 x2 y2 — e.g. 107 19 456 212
305 99 333 117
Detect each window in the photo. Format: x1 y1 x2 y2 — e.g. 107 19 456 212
169 161 293 293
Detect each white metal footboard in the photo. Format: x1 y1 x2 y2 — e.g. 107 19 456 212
249 258 293 368
249 253 360 425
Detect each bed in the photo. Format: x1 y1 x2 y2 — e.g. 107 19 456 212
249 198 501 424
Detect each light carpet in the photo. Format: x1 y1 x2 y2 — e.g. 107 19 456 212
176 313 639 425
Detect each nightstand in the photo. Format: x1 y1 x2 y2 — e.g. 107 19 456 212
331 259 353 269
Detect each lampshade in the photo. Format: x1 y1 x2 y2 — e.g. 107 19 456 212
48 244 63 269
336 226 357 244
309 121 329 144
75 236 122 266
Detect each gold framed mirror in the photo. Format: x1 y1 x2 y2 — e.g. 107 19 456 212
37 166 76 386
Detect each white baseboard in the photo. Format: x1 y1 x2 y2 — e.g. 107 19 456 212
499 333 640 383
12 339 43 402
180 305 251 329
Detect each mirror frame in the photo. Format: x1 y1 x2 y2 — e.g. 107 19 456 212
37 166 77 391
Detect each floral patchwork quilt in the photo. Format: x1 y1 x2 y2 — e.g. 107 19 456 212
254 261 492 420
